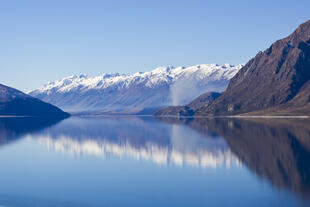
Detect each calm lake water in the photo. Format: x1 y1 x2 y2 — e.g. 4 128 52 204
0 116 309 207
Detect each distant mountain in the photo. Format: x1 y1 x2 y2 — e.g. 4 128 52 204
154 92 221 116
0 84 70 117
29 64 242 113
196 19 310 116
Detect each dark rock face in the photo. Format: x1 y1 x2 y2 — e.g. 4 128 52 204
154 92 221 116
0 84 70 117
187 91 222 110
197 20 310 116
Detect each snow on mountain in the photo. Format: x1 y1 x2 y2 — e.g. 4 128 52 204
29 64 242 113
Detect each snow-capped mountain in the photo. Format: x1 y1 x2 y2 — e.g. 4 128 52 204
29 64 242 113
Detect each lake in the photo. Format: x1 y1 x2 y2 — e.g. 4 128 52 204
0 116 309 207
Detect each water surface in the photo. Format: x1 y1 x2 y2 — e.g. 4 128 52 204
0 116 309 207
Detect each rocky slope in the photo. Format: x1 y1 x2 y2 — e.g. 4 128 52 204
0 84 69 117
29 64 242 113
196 19 310 116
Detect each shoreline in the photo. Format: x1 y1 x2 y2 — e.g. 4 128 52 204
1 114 309 119
72 114 310 119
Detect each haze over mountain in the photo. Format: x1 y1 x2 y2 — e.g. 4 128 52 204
0 84 69 117
154 92 221 117
30 64 242 114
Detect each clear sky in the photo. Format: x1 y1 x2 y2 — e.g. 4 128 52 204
1 0 310 92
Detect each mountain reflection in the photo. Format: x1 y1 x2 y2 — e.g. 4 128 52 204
0 117 65 146
158 117 310 200
1 116 309 202
34 117 239 168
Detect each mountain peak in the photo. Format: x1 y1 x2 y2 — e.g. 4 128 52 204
282 19 310 47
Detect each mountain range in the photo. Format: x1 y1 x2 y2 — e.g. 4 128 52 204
5 20 310 117
0 84 69 118
156 19 310 116
29 64 242 114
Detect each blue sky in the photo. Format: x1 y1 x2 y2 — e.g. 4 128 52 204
1 0 310 91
